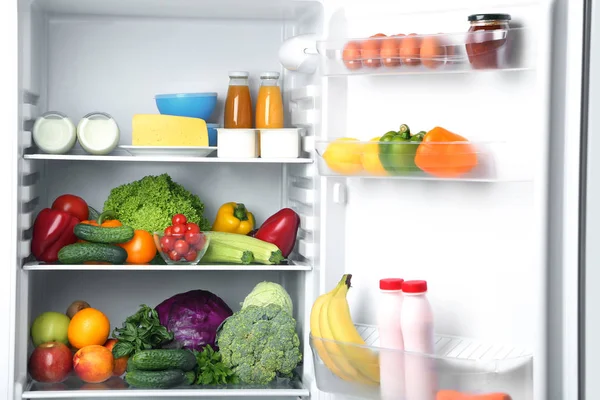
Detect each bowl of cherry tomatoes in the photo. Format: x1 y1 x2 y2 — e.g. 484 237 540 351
153 214 209 265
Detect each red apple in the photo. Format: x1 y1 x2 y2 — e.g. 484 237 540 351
28 342 73 383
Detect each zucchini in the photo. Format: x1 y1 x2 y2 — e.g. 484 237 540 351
204 231 284 264
74 223 134 244
200 241 254 265
125 369 188 388
130 349 197 372
58 243 128 264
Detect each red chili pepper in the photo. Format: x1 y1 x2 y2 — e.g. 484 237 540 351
31 208 79 263
255 208 300 258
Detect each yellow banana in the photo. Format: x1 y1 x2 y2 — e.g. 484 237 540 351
328 274 381 384
309 280 354 382
318 275 377 385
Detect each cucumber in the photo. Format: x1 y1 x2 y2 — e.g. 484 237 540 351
58 243 128 264
74 223 134 244
200 241 254 265
130 349 197 372
88 206 100 221
205 231 284 264
125 369 188 388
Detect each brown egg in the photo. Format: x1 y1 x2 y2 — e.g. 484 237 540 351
361 33 386 68
420 35 446 69
381 36 400 67
399 33 421 66
342 41 363 70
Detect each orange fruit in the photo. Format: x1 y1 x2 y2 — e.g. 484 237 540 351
68 308 110 349
73 345 114 383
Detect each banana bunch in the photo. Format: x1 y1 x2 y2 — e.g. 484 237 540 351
310 274 380 385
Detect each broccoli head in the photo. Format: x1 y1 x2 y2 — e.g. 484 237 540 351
216 304 302 385
103 174 210 233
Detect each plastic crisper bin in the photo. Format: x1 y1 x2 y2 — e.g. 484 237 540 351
317 28 532 77
315 140 504 182
310 324 533 400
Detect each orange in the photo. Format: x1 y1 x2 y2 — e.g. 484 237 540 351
68 308 110 349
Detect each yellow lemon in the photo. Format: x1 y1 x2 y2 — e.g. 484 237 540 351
322 138 363 175
361 136 387 176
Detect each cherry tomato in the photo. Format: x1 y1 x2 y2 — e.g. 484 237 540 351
160 235 175 251
184 250 198 262
186 223 200 234
185 232 201 245
164 226 173 236
172 214 187 226
168 250 180 261
174 239 190 255
172 224 187 237
52 194 89 221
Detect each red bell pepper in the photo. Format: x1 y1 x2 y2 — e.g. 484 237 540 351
31 208 79 263
255 208 300 258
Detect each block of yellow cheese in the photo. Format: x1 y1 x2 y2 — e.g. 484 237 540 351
132 114 208 146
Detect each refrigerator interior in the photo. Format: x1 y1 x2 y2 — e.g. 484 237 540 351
13 0 554 399
15 0 322 398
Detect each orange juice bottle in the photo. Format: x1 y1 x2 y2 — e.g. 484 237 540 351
224 71 253 129
256 72 283 156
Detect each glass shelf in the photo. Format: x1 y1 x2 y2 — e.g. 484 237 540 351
310 324 532 400
23 376 309 398
317 28 533 77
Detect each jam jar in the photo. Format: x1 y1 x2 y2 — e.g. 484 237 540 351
465 13 511 69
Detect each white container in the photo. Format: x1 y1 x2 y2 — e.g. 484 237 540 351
77 112 120 155
217 128 258 158
32 112 77 154
260 128 300 158
378 278 405 400
401 280 437 400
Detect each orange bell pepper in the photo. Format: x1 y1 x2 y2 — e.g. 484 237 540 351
81 210 122 227
436 390 512 400
414 127 478 178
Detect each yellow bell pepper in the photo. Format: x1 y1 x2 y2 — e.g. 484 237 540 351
212 202 255 235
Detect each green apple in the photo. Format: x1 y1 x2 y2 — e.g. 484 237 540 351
31 312 70 347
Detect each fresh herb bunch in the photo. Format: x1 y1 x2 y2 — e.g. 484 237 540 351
193 345 239 385
112 304 174 359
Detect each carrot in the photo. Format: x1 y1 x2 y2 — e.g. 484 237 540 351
436 390 512 400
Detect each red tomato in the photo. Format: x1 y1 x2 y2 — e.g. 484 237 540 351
160 235 175 251
185 232 201 245
164 226 173 236
186 223 200 234
172 214 187 225
52 194 89 221
168 250 180 261
174 239 189 255
184 250 198 262
171 224 187 237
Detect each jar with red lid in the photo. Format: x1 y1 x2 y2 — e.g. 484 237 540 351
465 13 511 69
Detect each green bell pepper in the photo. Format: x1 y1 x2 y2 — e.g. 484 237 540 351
378 124 425 175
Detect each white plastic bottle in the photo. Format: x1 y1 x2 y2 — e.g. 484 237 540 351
400 280 437 400
378 278 405 400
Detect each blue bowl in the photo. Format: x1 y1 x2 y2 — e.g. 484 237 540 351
207 123 219 147
155 93 217 120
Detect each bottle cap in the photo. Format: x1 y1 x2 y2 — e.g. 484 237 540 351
229 71 249 78
380 278 404 291
402 280 428 293
260 71 280 79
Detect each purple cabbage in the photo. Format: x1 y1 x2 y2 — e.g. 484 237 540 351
155 289 233 351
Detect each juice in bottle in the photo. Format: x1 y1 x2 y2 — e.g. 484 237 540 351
256 72 284 155
224 71 253 129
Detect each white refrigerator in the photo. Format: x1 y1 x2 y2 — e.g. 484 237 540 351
0 0 588 399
